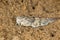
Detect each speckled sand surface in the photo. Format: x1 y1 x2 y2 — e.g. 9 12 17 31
0 0 60 40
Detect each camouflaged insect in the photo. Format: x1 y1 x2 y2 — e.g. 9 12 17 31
16 16 55 27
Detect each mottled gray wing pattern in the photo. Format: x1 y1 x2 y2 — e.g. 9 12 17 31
16 16 55 27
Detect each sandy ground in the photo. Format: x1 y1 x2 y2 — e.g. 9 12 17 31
0 0 60 40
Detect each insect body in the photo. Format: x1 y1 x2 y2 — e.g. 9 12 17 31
16 16 55 27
